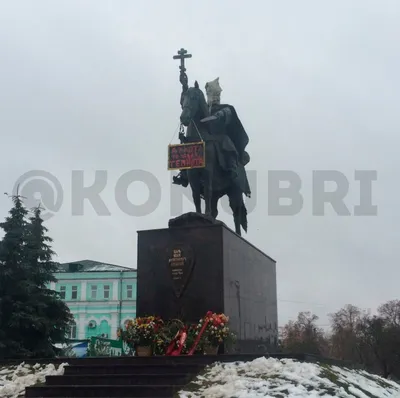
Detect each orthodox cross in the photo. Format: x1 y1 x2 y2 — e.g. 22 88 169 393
172 48 192 74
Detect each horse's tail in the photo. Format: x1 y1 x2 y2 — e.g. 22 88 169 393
240 202 248 233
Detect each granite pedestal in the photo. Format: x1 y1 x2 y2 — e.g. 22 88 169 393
136 213 278 352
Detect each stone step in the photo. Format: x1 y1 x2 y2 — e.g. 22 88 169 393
25 384 178 397
66 353 262 366
64 363 204 375
45 373 191 386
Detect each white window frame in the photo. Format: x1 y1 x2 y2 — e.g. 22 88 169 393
90 285 97 299
69 322 77 339
71 285 78 300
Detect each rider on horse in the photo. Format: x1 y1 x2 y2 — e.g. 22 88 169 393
173 77 251 198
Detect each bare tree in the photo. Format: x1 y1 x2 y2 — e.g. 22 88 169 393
378 300 400 327
281 312 327 355
328 301 400 379
328 304 366 362
358 315 400 378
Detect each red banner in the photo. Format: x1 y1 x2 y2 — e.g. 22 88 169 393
168 142 205 170
187 318 210 356
165 327 188 356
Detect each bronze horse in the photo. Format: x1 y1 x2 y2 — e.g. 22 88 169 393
179 82 248 235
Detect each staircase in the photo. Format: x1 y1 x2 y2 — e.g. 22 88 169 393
25 354 262 397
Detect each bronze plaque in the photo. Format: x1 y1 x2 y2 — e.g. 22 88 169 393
167 244 194 298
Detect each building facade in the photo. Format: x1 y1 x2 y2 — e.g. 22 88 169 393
49 260 137 340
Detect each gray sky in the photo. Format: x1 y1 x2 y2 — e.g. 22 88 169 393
0 0 399 328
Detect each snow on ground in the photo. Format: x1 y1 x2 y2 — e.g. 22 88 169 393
0 362 68 398
179 357 400 398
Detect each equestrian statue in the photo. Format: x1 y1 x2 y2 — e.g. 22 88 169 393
171 48 251 236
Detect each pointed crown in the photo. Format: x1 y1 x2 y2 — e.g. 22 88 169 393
205 77 222 96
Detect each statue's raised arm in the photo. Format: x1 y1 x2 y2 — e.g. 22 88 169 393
173 48 191 108
179 72 188 108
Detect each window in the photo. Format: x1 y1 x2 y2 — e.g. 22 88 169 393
69 321 77 339
99 320 110 338
71 286 78 300
60 286 66 299
126 285 133 299
90 285 97 299
103 285 110 299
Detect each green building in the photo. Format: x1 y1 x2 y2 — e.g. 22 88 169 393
49 260 137 340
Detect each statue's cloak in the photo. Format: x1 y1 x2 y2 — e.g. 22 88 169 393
211 104 251 197
211 104 249 158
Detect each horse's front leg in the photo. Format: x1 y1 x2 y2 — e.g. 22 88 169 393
204 186 212 216
204 170 213 216
193 189 201 213
203 143 214 216
211 194 219 219
188 171 202 213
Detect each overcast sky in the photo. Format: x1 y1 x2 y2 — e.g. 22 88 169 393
1 0 399 328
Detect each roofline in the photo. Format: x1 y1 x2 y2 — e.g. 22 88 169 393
54 269 137 273
60 259 134 271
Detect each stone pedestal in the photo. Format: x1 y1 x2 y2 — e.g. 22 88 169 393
136 213 278 352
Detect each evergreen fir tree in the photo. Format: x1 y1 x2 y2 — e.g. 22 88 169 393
0 197 73 358
0 194 31 358
25 205 58 287
24 205 73 356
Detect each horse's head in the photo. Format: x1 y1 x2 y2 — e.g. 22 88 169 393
180 81 209 127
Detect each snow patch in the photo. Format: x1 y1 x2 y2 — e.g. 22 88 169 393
179 357 400 397
0 362 68 398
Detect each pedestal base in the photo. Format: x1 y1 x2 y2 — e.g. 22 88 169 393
136 213 278 352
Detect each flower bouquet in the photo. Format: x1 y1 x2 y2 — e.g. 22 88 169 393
182 324 204 355
120 316 163 356
197 311 235 354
